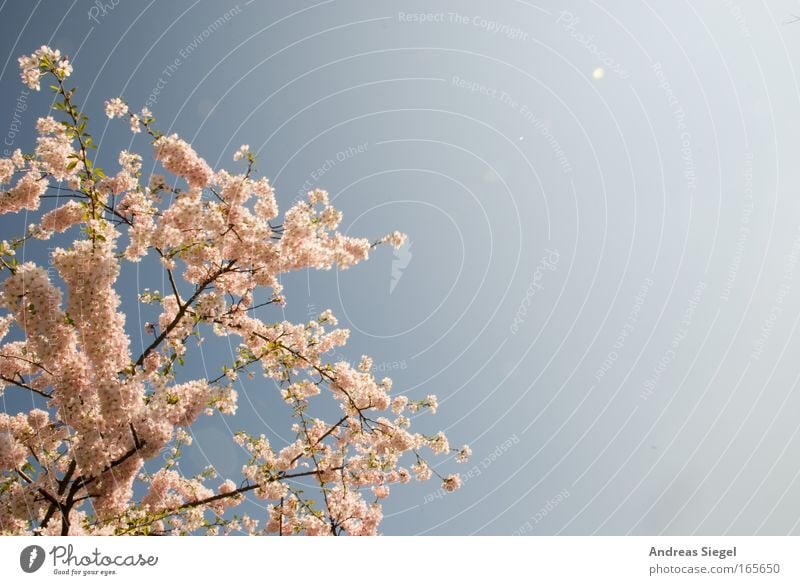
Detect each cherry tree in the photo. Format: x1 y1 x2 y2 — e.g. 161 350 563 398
0 46 469 535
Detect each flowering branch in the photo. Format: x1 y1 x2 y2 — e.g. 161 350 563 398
0 45 469 536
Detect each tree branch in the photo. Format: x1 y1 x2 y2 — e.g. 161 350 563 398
129 261 236 371
0 374 52 399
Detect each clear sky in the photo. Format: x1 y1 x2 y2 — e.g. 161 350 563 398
3 0 800 535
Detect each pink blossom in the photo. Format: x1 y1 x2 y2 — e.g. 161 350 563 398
36 116 61 134
372 484 390 499
104 97 128 119
384 230 406 249
18 46 71 90
35 133 77 181
38 200 84 234
153 133 213 189
1 171 47 214
442 474 462 492
0 46 463 536
0 159 15 184
456 444 472 463
233 144 249 161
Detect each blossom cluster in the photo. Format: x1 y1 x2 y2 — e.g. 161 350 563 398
18 45 71 91
0 46 466 536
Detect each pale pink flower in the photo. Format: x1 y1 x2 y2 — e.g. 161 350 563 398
36 116 61 135
1 171 46 214
0 159 14 184
308 188 328 205
318 309 337 325
18 46 69 90
428 431 450 455
233 144 249 161
425 394 438 414
10 149 24 168
153 133 212 189
411 461 432 481
385 230 406 249
455 444 472 463
38 200 83 234
0 46 463 537
35 133 76 180
391 395 408 414
372 484 390 499
442 474 462 492
104 97 128 119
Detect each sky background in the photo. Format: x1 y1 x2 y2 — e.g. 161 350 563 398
3 0 800 535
